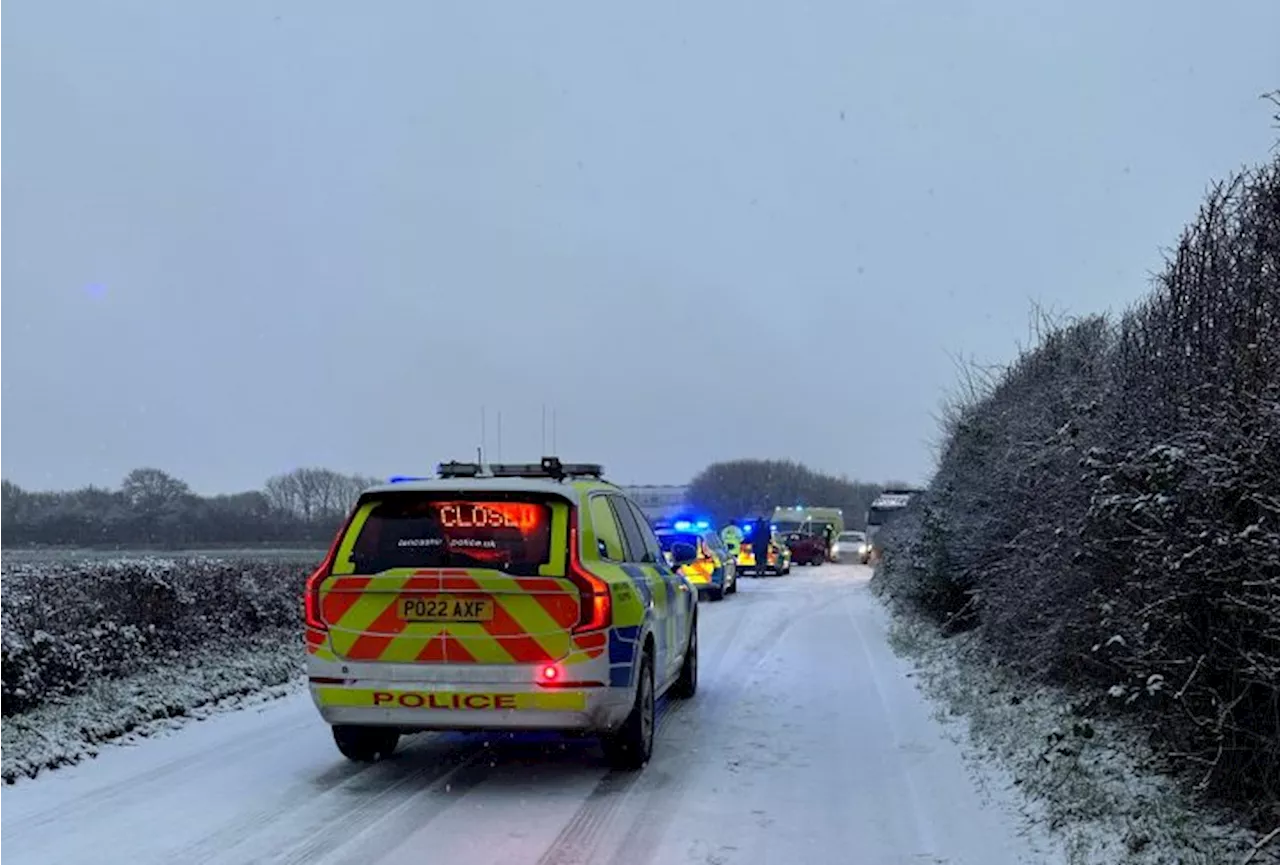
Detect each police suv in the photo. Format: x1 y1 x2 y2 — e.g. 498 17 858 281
303 458 699 770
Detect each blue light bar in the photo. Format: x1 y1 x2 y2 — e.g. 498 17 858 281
388 475 430 483
695 520 710 530
673 520 693 531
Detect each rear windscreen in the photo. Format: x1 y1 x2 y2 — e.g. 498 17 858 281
344 495 553 575
657 532 700 550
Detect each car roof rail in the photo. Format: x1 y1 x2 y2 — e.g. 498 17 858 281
436 456 605 482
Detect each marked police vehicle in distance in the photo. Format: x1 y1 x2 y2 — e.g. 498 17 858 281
733 519 791 576
303 457 699 770
654 518 738 601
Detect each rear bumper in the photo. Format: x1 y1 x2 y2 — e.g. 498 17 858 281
684 567 726 589
306 656 635 734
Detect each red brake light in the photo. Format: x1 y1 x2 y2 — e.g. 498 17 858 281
567 511 612 634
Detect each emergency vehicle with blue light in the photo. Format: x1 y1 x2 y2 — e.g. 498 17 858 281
734 520 791 576
655 520 737 601
303 457 699 770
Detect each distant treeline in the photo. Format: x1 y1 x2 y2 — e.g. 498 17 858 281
0 467 378 547
2 460 890 548
686 458 887 530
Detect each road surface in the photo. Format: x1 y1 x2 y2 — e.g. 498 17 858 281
2 564 1052 865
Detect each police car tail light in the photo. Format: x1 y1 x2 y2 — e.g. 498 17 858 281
541 665 560 682
304 564 328 631
304 510 356 631
567 512 612 633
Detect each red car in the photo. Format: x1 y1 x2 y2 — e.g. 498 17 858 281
784 532 827 566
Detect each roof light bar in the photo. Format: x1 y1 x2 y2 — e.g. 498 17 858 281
436 457 605 482
437 461 484 479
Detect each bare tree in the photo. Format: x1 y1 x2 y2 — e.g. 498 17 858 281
264 468 378 521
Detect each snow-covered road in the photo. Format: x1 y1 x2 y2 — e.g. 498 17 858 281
2 565 1053 865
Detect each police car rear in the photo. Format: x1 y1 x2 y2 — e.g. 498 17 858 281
303 458 699 769
655 520 736 601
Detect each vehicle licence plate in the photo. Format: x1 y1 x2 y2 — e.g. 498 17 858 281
399 596 494 623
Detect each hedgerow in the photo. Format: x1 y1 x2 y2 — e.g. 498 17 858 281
874 152 1280 828
1 557 314 717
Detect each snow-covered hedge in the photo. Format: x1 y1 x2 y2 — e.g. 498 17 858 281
1 556 313 717
874 156 1280 826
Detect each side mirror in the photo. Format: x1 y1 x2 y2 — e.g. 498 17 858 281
669 542 698 567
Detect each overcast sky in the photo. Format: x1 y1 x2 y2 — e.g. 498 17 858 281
4 0 1278 494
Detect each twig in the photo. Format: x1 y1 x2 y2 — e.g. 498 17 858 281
1241 824 1280 865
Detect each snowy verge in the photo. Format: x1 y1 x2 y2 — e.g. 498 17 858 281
1 628 304 785
879 602 1277 865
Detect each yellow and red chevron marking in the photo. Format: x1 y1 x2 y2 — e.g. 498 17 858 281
313 568 605 666
305 626 337 660
680 557 716 585
736 546 778 568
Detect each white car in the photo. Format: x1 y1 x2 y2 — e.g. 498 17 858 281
833 530 870 564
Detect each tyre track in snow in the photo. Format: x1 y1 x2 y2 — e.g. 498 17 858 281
172 734 491 865
181 596 757 865
258 744 494 865
1 567 1053 865
605 575 839 865
534 576 827 865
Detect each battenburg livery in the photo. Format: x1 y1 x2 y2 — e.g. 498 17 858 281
304 457 699 770
654 519 738 601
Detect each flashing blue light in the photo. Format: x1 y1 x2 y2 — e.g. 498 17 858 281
388 475 430 483
695 520 710 530
742 524 753 534
673 520 693 531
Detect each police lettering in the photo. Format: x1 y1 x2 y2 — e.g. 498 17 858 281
371 691 518 710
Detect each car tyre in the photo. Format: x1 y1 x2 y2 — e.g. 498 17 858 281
604 649 655 770
332 725 399 763
670 618 698 699
708 585 724 601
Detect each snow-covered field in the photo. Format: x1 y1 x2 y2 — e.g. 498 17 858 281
881 605 1276 865
2 565 1061 865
